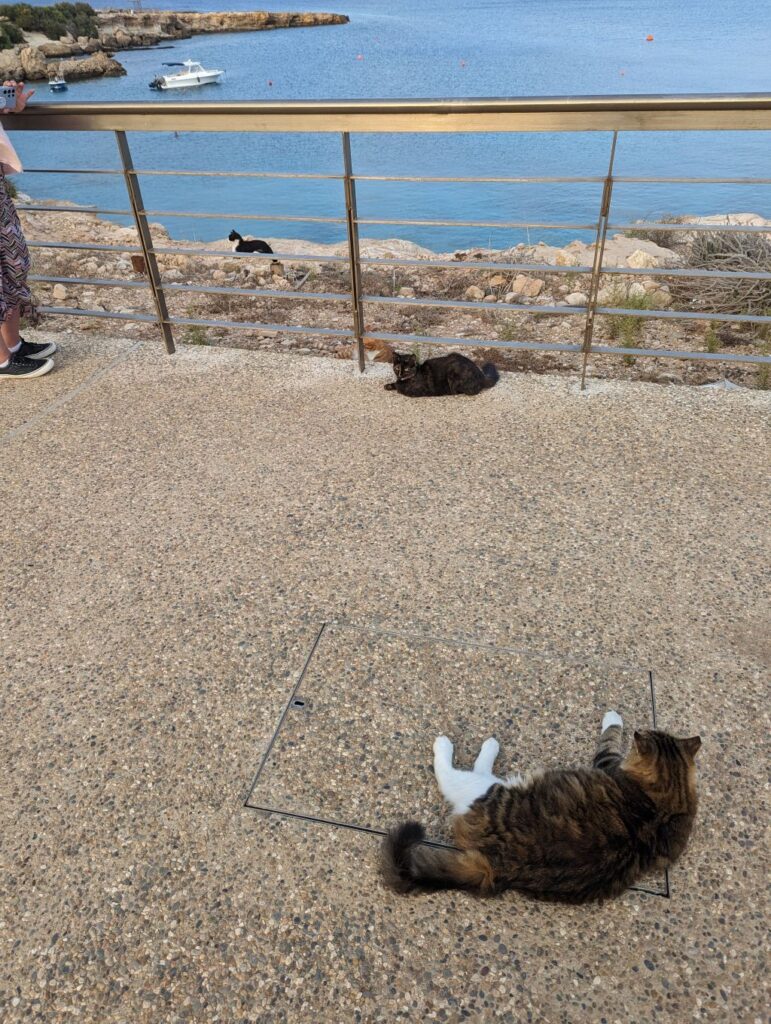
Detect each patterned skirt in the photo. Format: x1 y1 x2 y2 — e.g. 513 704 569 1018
0 170 33 323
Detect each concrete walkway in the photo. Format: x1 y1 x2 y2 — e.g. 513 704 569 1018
2 334 769 1022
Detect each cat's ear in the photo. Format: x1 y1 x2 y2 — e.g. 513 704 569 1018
633 730 654 755
682 736 702 758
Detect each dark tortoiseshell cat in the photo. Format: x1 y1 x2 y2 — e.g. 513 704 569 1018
385 351 499 397
382 712 701 903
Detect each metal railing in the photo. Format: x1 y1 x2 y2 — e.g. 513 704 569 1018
11 94 771 386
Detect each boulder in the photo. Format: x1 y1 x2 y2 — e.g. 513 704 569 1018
482 293 497 302
52 284 68 300
510 274 544 298
488 273 507 288
652 290 673 308
626 249 659 269
397 286 415 298
464 286 485 301
566 291 588 306
503 292 521 304
57 50 126 79
628 282 647 299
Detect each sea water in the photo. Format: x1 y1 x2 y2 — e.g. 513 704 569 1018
11 0 771 250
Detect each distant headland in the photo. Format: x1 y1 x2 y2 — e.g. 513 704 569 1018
0 6 349 82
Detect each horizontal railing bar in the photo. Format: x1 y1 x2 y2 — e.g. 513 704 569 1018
359 257 771 281
22 168 771 186
23 167 125 175
21 167 343 180
39 305 156 322
28 240 142 253
359 256 594 273
352 174 605 184
613 176 771 184
357 217 598 229
367 332 583 353
18 203 131 216
143 209 346 224
610 221 770 233
367 331 771 364
11 93 771 133
168 315 353 337
164 283 350 301
589 343 771 364
365 294 584 314
150 245 350 263
596 306 771 323
600 266 771 281
29 274 148 288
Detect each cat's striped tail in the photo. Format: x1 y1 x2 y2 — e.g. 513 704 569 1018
381 822 495 894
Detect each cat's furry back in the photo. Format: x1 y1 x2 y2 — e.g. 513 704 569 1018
382 728 701 903
385 352 499 397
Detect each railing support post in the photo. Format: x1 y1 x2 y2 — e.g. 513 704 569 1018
115 130 175 354
341 132 366 372
580 130 618 390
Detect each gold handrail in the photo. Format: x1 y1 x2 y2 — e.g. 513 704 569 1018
10 93 771 133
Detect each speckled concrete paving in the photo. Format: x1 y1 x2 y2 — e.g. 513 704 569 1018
1 335 769 1023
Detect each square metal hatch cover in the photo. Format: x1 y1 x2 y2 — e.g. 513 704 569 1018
246 624 668 897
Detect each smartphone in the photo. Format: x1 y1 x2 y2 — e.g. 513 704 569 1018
1 85 16 108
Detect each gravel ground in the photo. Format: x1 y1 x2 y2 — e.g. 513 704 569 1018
2 334 769 1022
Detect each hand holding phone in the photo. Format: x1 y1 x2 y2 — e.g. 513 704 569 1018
2 80 34 112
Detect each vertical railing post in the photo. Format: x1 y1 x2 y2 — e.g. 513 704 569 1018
115 130 175 354
580 130 618 390
341 132 366 372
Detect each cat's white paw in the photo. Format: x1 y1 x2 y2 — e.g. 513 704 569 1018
602 710 623 732
433 735 454 761
478 737 500 761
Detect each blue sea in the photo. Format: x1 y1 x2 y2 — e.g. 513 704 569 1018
11 0 771 250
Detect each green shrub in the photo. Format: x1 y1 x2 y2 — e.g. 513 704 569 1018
0 4 97 41
704 326 720 353
604 286 654 354
185 325 209 346
0 20 24 46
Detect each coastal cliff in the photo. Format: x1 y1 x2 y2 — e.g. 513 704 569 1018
0 9 349 81
97 9 349 50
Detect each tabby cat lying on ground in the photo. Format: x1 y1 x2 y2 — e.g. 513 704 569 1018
382 713 701 903
385 351 499 397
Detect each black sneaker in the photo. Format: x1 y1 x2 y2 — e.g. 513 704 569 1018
17 337 57 360
0 353 55 379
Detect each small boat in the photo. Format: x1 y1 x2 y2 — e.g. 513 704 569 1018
149 60 223 91
48 76 68 92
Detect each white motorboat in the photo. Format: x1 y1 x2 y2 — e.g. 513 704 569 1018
48 75 68 92
149 60 223 90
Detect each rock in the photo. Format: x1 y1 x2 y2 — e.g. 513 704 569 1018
558 284 570 296
465 286 485 300
555 250 580 266
488 274 507 288
503 292 521 304
642 279 659 292
627 249 659 269
566 291 588 306
596 287 613 304
652 290 673 307
57 50 126 80
52 284 68 300
212 270 227 282
628 282 647 299
164 269 183 281
482 293 497 302
510 274 544 298
397 286 415 298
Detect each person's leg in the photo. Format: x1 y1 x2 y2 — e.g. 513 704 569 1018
0 305 21 358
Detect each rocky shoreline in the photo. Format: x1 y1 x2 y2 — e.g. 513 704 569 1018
0 9 349 82
17 198 771 390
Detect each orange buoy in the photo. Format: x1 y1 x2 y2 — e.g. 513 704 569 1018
646 34 654 41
